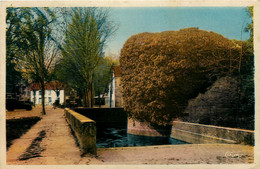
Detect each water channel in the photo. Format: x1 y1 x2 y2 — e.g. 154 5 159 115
96 126 188 148
75 108 188 148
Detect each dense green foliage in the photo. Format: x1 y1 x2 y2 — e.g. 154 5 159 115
7 7 117 109
120 28 248 125
6 7 58 114
94 57 115 97
55 8 117 107
6 8 24 95
183 75 254 130
59 8 101 107
239 6 254 126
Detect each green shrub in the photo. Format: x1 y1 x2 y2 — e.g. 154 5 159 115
120 28 243 125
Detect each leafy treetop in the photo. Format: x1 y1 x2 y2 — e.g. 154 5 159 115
120 28 248 125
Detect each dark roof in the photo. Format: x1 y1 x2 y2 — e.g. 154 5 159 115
114 66 121 77
29 83 41 90
29 81 65 91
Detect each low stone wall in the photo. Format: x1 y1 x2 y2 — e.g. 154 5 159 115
171 121 254 145
64 108 96 155
127 118 172 137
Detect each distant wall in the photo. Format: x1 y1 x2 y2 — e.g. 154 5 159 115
73 107 127 128
171 121 254 145
64 108 96 155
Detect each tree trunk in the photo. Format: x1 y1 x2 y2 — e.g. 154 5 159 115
87 88 92 107
39 25 46 115
41 82 46 115
83 88 90 107
33 90 36 107
91 80 94 108
86 75 94 108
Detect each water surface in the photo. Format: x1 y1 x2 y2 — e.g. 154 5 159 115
96 127 188 148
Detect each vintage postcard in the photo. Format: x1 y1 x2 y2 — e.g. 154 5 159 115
0 0 259 169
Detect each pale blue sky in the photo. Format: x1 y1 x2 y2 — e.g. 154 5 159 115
104 7 251 57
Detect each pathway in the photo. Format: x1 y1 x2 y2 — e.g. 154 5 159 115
6 106 95 165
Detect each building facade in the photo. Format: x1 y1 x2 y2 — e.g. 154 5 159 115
29 82 65 106
107 66 124 108
30 90 64 105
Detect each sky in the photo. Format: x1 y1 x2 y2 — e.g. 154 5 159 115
104 7 252 57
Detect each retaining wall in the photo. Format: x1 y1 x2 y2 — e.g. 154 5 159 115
64 108 96 155
73 107 127 128
127 118 172 137
171 121 254 145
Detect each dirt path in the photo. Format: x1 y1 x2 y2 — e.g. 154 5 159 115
6 106 254 165
6 106 89 165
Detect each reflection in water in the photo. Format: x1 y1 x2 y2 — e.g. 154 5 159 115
96 127 188 148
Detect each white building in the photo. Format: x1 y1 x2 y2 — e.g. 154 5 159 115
29 82 65 106
107 66 123 108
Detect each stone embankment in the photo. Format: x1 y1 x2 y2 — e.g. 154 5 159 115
171 121 254 145
64 108 96 155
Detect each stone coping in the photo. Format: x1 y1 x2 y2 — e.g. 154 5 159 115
127 118 171 137
172 128 236 144
65 108 94 123
171 121 254 145
64 108 96 155
174 121 254 133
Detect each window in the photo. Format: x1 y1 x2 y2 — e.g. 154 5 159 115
49 90 52 95
49 97 52 103
39 91 42 95
39 97 42 104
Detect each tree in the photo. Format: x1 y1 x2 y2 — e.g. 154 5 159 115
60 8 102 107
6 7 59 115
245 6 253 52
120 28 244 125
6 8 25 97
94 57 116 97
237 6 254 126
57 8 117 107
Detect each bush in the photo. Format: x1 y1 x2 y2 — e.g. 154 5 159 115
120 28 243 125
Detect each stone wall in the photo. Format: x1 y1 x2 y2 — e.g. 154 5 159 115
127 118 172 137
64 108 96 155
171 121 254 145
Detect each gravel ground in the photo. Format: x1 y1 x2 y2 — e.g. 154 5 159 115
93 144 254 165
